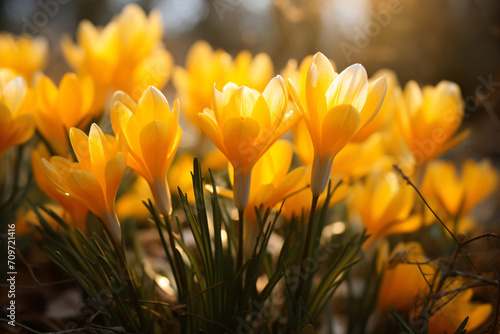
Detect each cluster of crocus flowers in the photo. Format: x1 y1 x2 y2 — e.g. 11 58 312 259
174 40 274 137
0 33 48 81
34 73 96 155
62 4 173 103
40 124 126 242
287 52 387 196
111 86 182 219
0 70 35 156
397 80 469 165
197 76 296 212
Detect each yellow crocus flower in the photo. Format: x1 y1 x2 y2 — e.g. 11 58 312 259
111 86 182 218
0 33 48 80
197 76 296 211
41 124 126 242
32 144 88 231
378 242 435 310
422 158 498 218
35 73 96 155
349 171 420 240
287 52 387 196
398 80 469 164
426 278 491 334
62 4 173 103
174 40 273 136
0 73 35 155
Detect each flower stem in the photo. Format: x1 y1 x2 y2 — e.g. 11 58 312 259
237 209 244 272
295 194 319 300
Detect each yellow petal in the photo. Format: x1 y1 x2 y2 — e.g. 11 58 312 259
198 111 225 155
226 86 260 118
67 170 106 217
320 104 360 157
3 76 27 114
262 75 287 125
140 120 174 179
104 153 126 210
357 76 387 132
69 127 91 169
223 116 260 168
325 63 368 113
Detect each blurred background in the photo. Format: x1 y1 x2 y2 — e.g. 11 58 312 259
1 0 499 157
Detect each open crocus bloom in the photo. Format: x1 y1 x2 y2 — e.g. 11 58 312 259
197 75 297 211
111 86 182 218
288 52 387 196
41 124 126 242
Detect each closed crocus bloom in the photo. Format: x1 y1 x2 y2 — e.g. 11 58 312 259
35 73 96 155
174 40 273 135
0 33 48 80
197 76 296 211
349 171 420 240
32 145 88 231
422 159 498 218
378 242 435 310
427 278 491 334
0 74 35 155
398 80 469 163
111 86 182 218
42 124 126 242
62 4 173 103
226 140 308 220
288 52 387 196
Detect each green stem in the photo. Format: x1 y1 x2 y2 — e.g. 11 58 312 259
237 209 244 309
163 213 186 292
295 194 319 300
237 209 244 271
